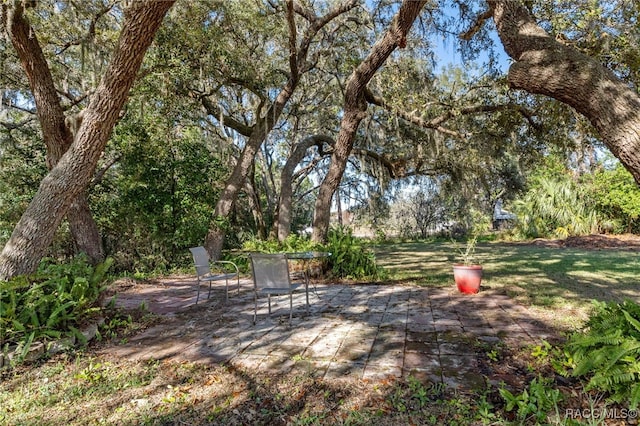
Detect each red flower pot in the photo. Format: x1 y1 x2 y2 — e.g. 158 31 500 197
453 264 483 294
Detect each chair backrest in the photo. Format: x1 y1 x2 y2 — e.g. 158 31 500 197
250 253 291 290
189 246 211 277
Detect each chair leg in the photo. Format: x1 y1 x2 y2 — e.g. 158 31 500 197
224 278 229 303
305 280 309 314
268 294 271 314
289 291 293 323
253 291 257 325
196 278 201 304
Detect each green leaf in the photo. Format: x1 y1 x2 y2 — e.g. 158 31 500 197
18 332 35 361
46 300 76 328
623 309 640 333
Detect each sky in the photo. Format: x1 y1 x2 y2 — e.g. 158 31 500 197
436 39 508 73
431 28 511 76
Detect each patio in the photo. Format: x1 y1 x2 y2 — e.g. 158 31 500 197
100 277 557 391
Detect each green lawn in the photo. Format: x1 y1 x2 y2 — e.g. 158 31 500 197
375 241 640 329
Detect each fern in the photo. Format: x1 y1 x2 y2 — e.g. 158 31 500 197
630 383 640 409
605 341 640 370
572 347 610 376
565 299 640 409
624 310 640 333
570 330 623 349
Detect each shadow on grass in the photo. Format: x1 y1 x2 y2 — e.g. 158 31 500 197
375 241 640 313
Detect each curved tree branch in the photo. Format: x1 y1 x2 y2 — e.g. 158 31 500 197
489 0 640 183
275 134 335 241
56 1 116 54
365 86 542 139
195 93 253 137
459 7 494 41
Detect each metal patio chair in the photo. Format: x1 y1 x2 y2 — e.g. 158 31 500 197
249 253 309 324
189 246 240 304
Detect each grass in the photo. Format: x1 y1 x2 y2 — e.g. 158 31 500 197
375 240 640 329
1 354 486 425
2 240 640 424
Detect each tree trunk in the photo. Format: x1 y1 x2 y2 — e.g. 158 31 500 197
4 3 105 263
489 0 640 184
204 121 275 258
0 1 174 280
67 192 104 262
245 165 267 240
276 135 334 241
311 0 427 243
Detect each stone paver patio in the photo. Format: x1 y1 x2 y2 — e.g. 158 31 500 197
100 277 556 391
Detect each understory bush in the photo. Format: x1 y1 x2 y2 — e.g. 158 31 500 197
564 299 640 408
241 233 321 254
325 226 386 280
241 227 386 280
236 234 322 273
511 175 599 239
0 255 112 360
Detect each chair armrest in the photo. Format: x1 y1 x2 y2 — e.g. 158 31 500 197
212 260 239 275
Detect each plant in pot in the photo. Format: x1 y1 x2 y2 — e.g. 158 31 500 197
453 231 483 294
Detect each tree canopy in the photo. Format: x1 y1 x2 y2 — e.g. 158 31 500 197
1 0 639 278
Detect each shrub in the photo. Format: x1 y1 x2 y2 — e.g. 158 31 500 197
239 234 325 275
241 228 386 281
511 175 599 239
242 234 321 254
325 226 386 280
590 163 640 234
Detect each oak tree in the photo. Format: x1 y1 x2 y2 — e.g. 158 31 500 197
0 0 174 280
